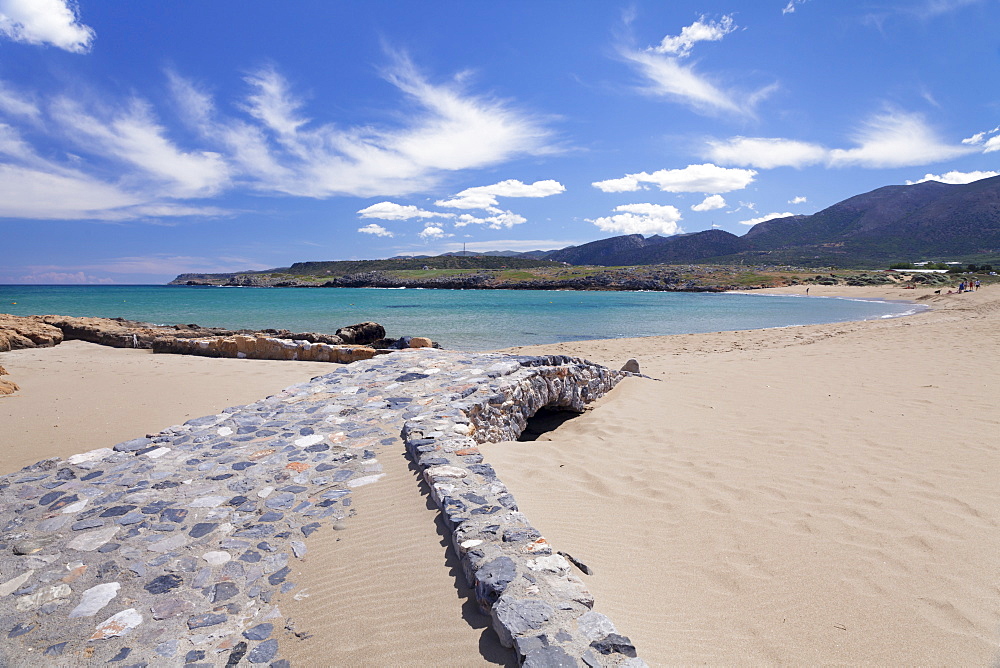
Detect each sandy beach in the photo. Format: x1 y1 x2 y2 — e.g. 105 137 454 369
1 284 997 664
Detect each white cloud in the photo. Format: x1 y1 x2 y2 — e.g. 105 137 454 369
588 203 683 235
651 15 736 58
170 56 555 198
435 178 565 211
709 111 974 170
0 54 556 221
828 110 973 168
454 210 527 229
691 194 726 211
739 211 794 226
983 136 1000 153
620 15 775 117
357 201 443 220
0 0 94 53
593 163 756 194
906 170 999 185
705 136 827 169
418 225 451 239
358 223 394 237
788 195 808 204
51 97 229 198
782 0 809 14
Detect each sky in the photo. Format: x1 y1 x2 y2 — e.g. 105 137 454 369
1 0 999 284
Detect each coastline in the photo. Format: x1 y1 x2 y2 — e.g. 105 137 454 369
0 284 995 664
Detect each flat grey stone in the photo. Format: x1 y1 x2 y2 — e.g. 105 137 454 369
68 582 120 618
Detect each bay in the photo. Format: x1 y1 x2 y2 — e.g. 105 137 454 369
0 285 920 351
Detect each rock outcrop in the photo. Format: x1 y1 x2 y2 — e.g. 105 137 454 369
335 321 385 345
0 315 64 352
153 335 381 363
0 364 18 396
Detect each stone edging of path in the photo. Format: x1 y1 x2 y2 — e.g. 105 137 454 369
401 354 647 667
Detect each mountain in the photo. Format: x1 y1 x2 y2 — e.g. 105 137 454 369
553 176 1000 268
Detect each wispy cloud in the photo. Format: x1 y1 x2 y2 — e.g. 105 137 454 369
788 195 807 204
782 0 809 15
593 163 756 194
588 203 683 235
619 15 774 117
0 0 94 53
707 110 975 169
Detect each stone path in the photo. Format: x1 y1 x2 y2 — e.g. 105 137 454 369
0 349 645 667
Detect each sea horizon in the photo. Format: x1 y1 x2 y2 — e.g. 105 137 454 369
1 284 922 351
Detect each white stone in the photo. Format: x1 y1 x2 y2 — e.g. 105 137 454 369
347 474 385 488
460 539 483 550
424 465 468 481
90 608 143 640
452 423 472 435
526 554 571 575
293 434 324 448
339 386 360 394
68 582 120 618
144 447 171 459
16 583 71 611
189 495 225 508
67 448 114 465
0 570 34 597
61 499 88 514
202 551 232 566
257 486 275 499
217 426 233 436
67 526 120 552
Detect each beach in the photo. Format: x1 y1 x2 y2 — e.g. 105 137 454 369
1 284 997 664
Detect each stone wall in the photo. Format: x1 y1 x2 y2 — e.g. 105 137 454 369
152 335 384 363
401 355 646 666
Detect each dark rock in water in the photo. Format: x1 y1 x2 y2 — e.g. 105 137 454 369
335 321 385 345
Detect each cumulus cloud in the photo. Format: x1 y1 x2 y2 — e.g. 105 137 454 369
435 178 565 212
739 211 794 226
691 194 726 211
0 0 94 53
593 163 756 194
620 15 775 117
708 111 974 170
357 201 443 220
454 211 527 229
358 223 394 237
418 225 452 239
588 203 683 235
788 195 807 204
650 14 736 58
906 170 999 185
705 136 827 169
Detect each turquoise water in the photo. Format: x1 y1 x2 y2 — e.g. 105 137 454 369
0 285 921 351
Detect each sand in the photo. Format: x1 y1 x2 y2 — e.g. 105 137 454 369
1 284 997 664
0 341 335 473
489 284 1000 664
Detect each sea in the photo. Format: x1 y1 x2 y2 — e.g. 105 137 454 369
0 285 922 352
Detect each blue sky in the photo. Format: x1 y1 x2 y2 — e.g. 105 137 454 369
1 0 998 283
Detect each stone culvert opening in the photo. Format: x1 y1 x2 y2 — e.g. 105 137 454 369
516 406 583 441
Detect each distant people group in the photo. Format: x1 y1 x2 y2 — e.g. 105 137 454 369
956 279 981 293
